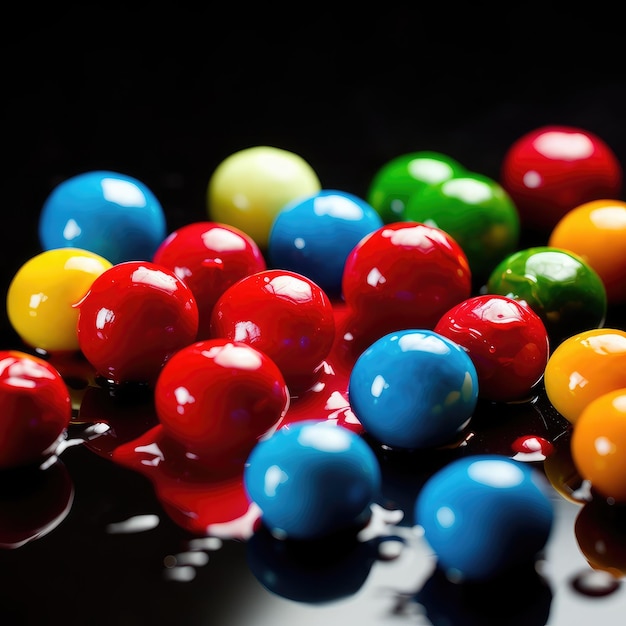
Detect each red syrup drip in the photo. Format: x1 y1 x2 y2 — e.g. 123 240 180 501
511 435 555 462
83 300 364 538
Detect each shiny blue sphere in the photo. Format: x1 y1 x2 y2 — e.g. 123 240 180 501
267 189 384 297
244 419 382 540
415 454 554 581
348 329 479 449
38 170 167 265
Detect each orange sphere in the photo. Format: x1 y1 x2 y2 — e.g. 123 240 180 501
549 199 626 304
571 388 626 502
544 328 626 423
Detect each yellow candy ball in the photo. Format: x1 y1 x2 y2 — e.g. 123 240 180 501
206 146 321 249
7 248 113 353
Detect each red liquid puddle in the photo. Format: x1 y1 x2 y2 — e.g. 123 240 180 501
82 301 364 537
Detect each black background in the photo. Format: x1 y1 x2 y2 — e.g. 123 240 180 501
2 4 626 625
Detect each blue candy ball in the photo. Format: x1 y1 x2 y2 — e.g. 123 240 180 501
348 329 479 449
267 189 384 297
38 170 167 265
244 419 382 540
415 454 554 581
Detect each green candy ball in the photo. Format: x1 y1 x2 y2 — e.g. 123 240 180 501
486 246 607 348
366 151 465 224
403 172 520 283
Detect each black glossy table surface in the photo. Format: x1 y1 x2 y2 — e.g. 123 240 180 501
2 6 626 625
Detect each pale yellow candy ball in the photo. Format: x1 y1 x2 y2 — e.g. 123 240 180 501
206 146 321 249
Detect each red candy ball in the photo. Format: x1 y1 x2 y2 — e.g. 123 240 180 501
435 295 550 403
500 125 622 233
152 221 266 339
0 350 72 469
155 338 290 469
76 261 199 385
210 269 335 391
341 221 472 348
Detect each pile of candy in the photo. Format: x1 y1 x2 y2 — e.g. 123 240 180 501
2 124 626 584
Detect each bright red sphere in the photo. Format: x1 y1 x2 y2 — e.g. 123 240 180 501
500 125 622 233
341 221 472 350
435 295 550 402
76 261 199 385
210 269 335 391
152 221 266 339
0 350 72 469
155 338 290 469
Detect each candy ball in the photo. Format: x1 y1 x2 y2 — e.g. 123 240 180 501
152 221 267 339
403 171 520 283
366 151 466 223
76 261 199 385
415 455 554 581
6 248 112 353
500 125 622 233
486 246 607 348
0 350 72 469
206 146 321 249
548 199 626 304
210 269 335 391
348 329 479 449
244 419 382 540
434 294 549 403
544 328 626 423
38 170 167 265
155 338 290 470
341 222 472 347
267 189 383 298
571 388 626 502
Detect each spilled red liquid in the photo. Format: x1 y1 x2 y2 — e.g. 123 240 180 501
79 301 364 537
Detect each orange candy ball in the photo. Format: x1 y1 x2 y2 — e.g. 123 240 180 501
571 388 626 502
544 328 626 423
549 199 626 304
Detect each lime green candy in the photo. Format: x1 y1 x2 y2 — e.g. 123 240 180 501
403 171 520 282
366 151 465 224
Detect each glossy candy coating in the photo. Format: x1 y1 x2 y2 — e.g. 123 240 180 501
76 261 199 385
366 151 466 223
348 329 479 449
486 246 607 348
152 221 267 340
206 146 322 249
571 388 626 502
544 328 626 423
341 222 472 344
548 199 626 304
0 350 72 469
500 125 622 233
415 455 554 581
38 170 167 265
267 189 383 298
434 294 549 403
155 338 290 469
403 171 520 282
243 419 382 540
6 248 112 353
210 269 335 391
